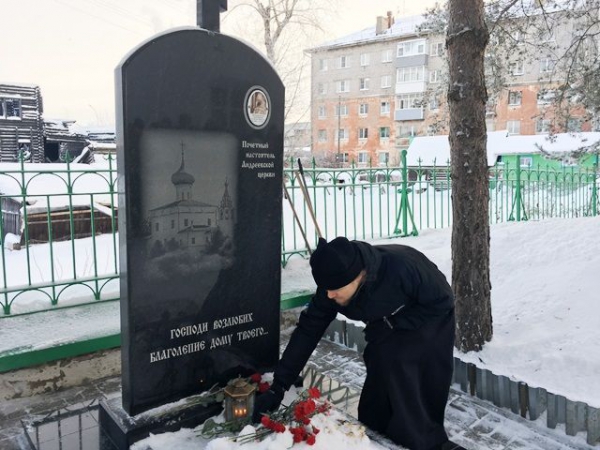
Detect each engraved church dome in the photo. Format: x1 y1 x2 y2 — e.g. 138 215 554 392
171 153 195 185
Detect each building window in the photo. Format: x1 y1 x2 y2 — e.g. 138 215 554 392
360 53 370 66
537 89 557 104
318 129 327 142
339 55 349 68
191 237 196 245
171 219 175 229
184 219 189 227
398 125 416 138
358 152 368 164
397 93 423 109
513 30 525 45
508 91 522 106
318 105 326 118
429 96 439 110
539 57 555 73
317 82 326 95
335 153 350 163
397 66 425 83
381 49 393 63
359 103 369 115
536 119 552 134
507 120 521 135
335 104 348 116
336 80 350 93
378 152 390 165
429 69 441 83
379 127 390 139
208 218 212 226
155 222 159 232
337 129 349 140
397 39 426 57
319 59 327 71
359 78 370 90
1 98 22 119
359 128 369 140
430 42 444 56
380 101 390 115
510 60 524 75
381 75 392 88
520 156 533 167
567 118 582 132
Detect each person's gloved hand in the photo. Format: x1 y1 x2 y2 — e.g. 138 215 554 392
252 383 285 423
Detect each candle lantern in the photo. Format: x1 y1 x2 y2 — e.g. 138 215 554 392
224 377 256 421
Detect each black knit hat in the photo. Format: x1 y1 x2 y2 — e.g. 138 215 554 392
310 237 364 290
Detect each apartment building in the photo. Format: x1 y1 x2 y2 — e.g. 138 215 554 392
307 11 594 166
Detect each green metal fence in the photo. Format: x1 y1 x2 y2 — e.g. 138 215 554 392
1 153 598 315
281 154 599 264
0 155 119 316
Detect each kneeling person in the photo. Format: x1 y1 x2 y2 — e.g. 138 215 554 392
254 237 456 450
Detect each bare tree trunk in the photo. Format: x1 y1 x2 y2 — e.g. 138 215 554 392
447 0 493 352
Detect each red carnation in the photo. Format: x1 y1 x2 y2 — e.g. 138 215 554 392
307 387 321 399
258 382 271 393
312 426 320 435
250 373 262 383
260 416 271 427
306 434 316 445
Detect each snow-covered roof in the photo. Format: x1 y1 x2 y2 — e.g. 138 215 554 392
406 131 600 166
308 15 426 52
0 82 40 89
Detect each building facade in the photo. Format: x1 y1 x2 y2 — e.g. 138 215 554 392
307 11 595 166
0 83 44 162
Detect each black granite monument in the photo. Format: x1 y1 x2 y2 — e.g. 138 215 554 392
99 2 284 447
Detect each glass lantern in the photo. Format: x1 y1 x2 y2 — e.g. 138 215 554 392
224 378 256 421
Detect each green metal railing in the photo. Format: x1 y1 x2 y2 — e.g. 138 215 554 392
281 155 598 264
1 153 598 314
0 154 119 316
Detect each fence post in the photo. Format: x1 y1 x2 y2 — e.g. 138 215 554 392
509 160 527 221
592 158 598 217
393 150 418 237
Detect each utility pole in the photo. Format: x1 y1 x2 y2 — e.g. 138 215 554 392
197 0 228 32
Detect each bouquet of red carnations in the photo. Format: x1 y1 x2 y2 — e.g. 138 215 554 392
200 377 331 447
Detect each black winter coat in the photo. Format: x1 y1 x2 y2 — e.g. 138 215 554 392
273 241 454 390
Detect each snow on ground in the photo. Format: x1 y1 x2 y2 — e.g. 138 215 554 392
132 386 388 450
2 216 598 408
281 216 600 408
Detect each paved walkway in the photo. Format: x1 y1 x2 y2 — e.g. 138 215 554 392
1 331 597 449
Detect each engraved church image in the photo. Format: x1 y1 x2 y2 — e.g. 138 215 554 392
147 146 234 254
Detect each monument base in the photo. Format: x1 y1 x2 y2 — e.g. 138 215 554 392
99 394 222 449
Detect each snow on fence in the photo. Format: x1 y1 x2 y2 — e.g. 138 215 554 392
0 156 598 315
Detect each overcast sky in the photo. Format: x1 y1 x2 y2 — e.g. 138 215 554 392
1 0 437 128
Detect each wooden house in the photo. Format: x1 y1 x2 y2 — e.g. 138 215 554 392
43 119 90 163
0 83 44 162
0 195 22 244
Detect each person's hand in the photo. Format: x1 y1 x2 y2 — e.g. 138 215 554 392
252 384 285 423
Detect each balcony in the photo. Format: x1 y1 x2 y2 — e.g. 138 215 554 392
395 81 426 95
396 54 428 68
395 108 424 121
